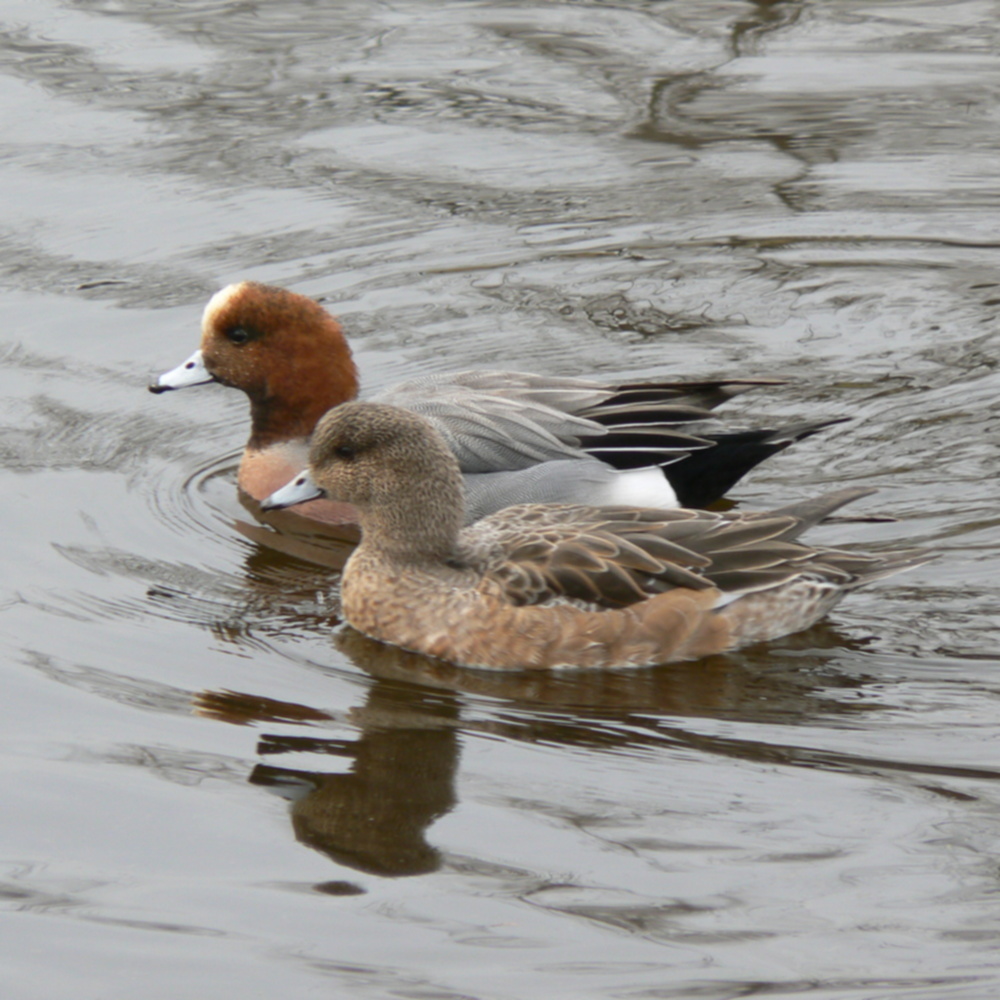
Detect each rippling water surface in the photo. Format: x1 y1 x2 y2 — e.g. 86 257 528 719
2 1 1000 997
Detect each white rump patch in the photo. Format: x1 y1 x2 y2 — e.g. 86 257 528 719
603 467 678 508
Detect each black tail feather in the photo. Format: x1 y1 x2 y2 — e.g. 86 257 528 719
659 418 848 508
577 377 845 508
582 417 846 508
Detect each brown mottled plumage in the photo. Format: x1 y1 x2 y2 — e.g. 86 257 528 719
261 403 933 670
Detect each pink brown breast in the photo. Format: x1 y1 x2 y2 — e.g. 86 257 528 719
239 442 359 526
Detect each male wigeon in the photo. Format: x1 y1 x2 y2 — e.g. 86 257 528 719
150 281 841 525
261 403 932 671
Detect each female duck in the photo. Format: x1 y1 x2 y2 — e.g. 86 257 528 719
151 281 839 525
262 402 930 671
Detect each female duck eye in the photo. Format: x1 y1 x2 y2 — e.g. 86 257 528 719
227 327 250 345
334 445 355 461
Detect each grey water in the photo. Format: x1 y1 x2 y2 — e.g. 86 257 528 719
1 1 999 997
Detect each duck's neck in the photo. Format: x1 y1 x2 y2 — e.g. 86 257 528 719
248 329 359 450
356 473 467 568
248 390 348 450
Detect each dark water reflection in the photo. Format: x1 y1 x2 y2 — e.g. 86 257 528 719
195 619 1000 888
2 1 1000 998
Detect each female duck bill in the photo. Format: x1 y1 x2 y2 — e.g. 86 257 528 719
260 469 325 509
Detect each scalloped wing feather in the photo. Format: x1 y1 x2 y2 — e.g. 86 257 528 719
462 493 933 614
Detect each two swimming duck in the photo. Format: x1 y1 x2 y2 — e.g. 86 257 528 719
152 281 931 670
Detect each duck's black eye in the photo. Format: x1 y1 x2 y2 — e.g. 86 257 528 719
226 326 251 345
334 445 356 461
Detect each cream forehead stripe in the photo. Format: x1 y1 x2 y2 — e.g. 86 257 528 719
202 283 245 328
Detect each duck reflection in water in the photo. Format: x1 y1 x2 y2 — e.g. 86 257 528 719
196 618 885 881
198 677 460 879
